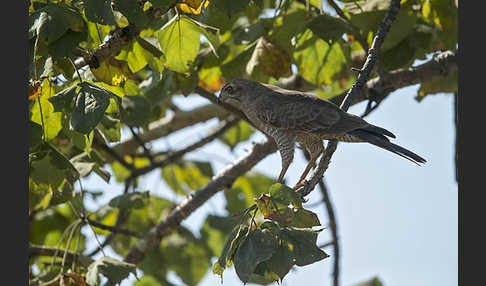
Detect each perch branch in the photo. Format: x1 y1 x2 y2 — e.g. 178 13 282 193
298 0 402 197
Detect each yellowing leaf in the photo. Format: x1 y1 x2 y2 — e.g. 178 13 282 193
31 79 62 140
91 57 131 85
178 0 210 15
29 80 42 100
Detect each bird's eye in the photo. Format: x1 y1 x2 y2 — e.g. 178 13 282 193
225 85 233 94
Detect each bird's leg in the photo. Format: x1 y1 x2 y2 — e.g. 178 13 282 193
274 133 295 185
293 142 324 190
293 160 316 190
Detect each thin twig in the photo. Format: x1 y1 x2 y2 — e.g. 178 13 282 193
86 217 142 238
93 136 135 171
129 117 239 178
128 126 154 163
29 244 94 268
319 180 340 286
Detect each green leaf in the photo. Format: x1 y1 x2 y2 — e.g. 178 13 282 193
268 183 303 209
148 0 173 9
225 172 275 213
156 15 202 73
233 228 278 283
221 41 257 81
116 40 152 73
48 30 86 60
96 116 121 143
280 227 329 266
86 257 137 286
84 0 116 26
29 5 73 44
201 215 241 257
109 191 150 209
214 224 248 275
113 0 149 27
161 160 214 194
29 121 43 150
212 0 251 18
219 120 254 148
307 14 352 43
120 95 151 127
293 29 347 85
70 82 112 134
48 84 78 112
30 79 63 140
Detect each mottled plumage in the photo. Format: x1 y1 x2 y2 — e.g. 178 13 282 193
218 78 426 188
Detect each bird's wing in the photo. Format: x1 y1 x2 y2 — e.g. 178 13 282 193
256 90 355 134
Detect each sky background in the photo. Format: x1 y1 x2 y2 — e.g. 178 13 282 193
81 80 458 286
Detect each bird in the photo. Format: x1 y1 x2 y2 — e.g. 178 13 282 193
217 78 426 189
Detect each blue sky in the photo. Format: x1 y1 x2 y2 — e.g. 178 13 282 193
82 81 457 286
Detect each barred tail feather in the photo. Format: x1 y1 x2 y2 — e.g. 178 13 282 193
348 129 426 165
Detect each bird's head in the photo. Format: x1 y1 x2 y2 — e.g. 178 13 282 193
217 78 261 108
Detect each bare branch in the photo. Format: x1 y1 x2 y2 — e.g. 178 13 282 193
298 0 402 197
129 117 240 178
123 139 277 265
86 217 142 238
74 1 182 69
112 104 229 160
319 180 340 286
29 244 94 268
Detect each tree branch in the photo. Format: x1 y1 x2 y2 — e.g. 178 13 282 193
112 104 229 160
29 244 94 268
129 117 240 178
74 1 182 69
298 0 402 198
123 139 278 265
86 217 142 238
319 179 340 286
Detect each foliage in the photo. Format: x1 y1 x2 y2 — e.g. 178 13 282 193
29 0 457 285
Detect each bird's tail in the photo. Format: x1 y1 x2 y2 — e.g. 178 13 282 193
348 127 426 165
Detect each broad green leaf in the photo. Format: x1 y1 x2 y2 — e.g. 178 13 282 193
86 257 137 286
48 84 78 112
116 40 153 73
219 120 254 149
293 29 347 85
113 0 149 27
268 183 303 209
29 5 81 44
280 227 329 266
221 41 257 81
224 172 274 214
267 7 308 54
211 0 250 18
200 215 241 257
31 79 63 140
48 30 86 60
215 225 248 274
307 13 352 43
156 15 202 73
70 82 112 134
161 160 214 194
97 116 121 143
120 95 151 127
30 153 65 190
91 58 132 85
84 0 116 26
29 121 43 150
233 228 278 283
109 191 150 209
148 0 173 9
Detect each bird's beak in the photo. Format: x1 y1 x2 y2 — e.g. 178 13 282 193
217 91 224 104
